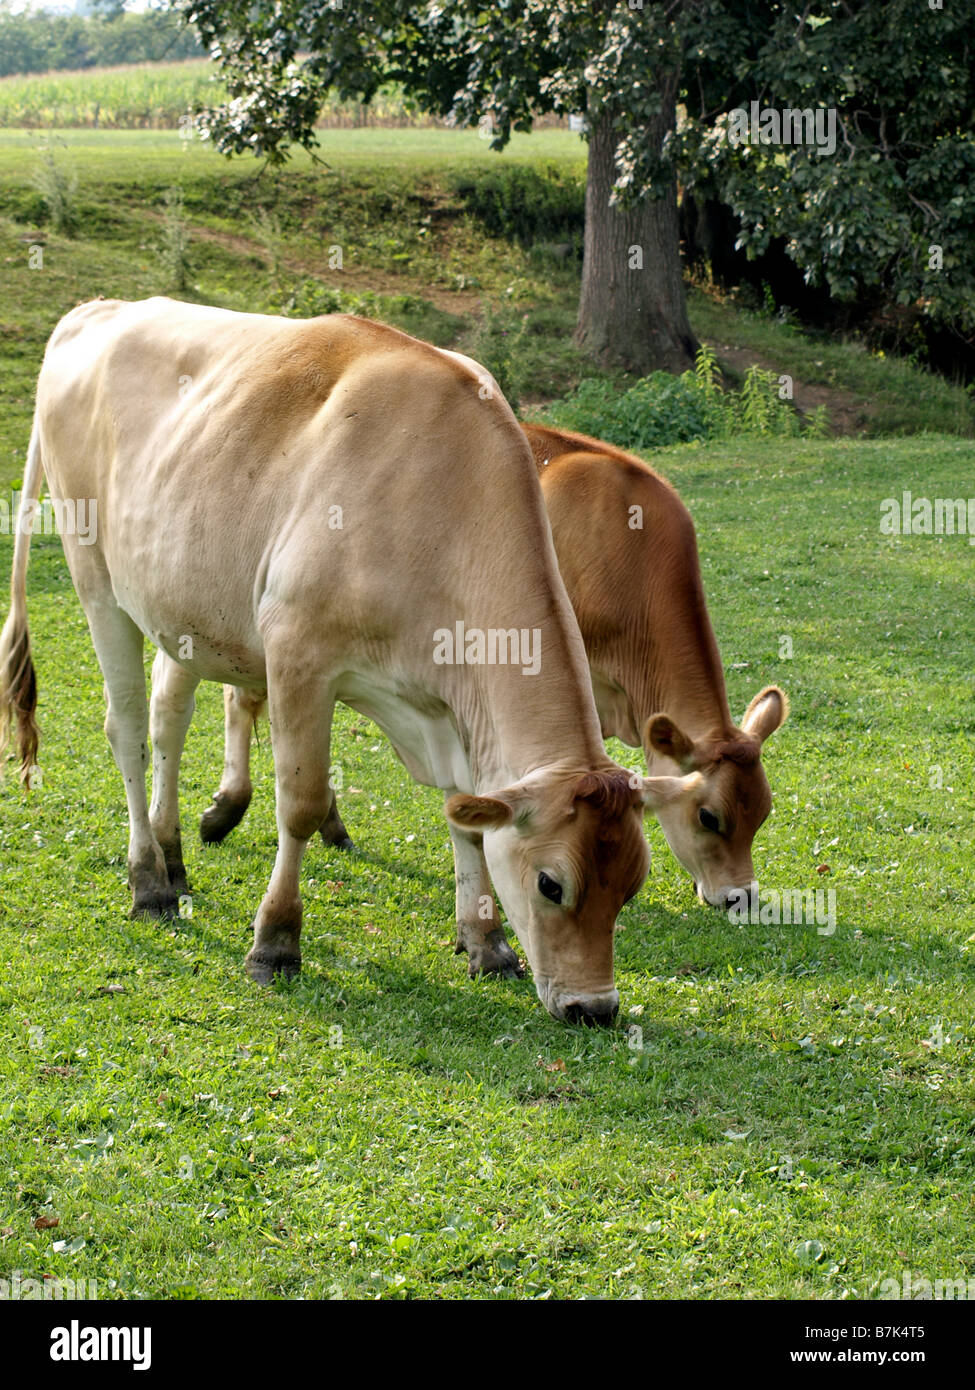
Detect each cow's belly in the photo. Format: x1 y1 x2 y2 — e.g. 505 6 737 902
335 670 474 794
111 578 267 688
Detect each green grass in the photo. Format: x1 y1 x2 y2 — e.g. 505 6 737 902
1 127 970 432
1 128 974 1300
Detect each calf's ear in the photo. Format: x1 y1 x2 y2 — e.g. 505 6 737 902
641 771 702 811
740 686 789 744
644 714 698 770
445 793 516 831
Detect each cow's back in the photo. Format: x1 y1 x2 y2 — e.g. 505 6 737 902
34 300 584 709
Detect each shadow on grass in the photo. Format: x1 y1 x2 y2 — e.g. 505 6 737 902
94 883 972 1160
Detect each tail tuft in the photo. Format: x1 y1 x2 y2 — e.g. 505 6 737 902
0 421 43 788
0 617 39 787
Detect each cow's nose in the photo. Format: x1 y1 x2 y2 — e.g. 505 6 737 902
718 881 758 912
563 995 620 1027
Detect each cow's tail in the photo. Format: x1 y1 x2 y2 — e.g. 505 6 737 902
0 423 42 786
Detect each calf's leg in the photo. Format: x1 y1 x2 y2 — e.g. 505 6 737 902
200 684 264 842
202 684 355 851
318 784 354 851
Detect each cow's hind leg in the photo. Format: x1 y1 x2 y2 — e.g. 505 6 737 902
86 601 174 917
200 684 264 843
447 813 524 979
244 658 335 984
149 651 199 898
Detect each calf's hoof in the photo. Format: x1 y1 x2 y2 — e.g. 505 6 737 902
323 833 355 852
456 927 525 980
319 813 355 852
200 790 251 844
244 948 301 986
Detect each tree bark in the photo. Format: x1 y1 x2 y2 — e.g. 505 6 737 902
576 83 698 375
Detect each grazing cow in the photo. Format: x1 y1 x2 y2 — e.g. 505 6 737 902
523 424 787 908
203 420 786 908
0 297 696 1023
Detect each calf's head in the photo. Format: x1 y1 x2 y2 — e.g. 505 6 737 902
446 766 695 1023
642 686 787 908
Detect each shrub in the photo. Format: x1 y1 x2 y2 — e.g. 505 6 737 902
155 186 192 291
30 143 78 235
541 344 810 450
450 164 584 252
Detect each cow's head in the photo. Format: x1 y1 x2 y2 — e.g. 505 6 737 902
446 765 696 1023
642 686 788 908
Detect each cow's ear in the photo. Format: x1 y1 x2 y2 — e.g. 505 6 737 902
644 714 697 770
740 686 788 744
445 793 516 831
640 771 701 811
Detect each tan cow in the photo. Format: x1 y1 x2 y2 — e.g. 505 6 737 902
0 297 696 1023
524 424 788 908
204 421 786 908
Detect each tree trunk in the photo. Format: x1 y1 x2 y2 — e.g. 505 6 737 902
575 86 698 375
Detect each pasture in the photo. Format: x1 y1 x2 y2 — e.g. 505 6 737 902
0 128 973 1301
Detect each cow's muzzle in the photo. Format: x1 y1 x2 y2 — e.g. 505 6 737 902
553 989 620 1027
697 880 758 912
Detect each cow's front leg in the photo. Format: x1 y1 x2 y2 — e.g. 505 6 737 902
244 658 334 984
200 684 266 843
446 811 524 979
149 651 199 897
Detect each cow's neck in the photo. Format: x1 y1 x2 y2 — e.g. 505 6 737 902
451 628 609 794
592 590 736 752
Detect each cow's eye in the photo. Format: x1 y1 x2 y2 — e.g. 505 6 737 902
538 871 563 904
698 808 720 833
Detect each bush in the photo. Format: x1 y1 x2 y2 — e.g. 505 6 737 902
458 298 529 412
450 164 584 252
30 143 78 236
155 186 192 291
541 344 811 450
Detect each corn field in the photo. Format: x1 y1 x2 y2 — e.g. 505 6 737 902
0 60 443 130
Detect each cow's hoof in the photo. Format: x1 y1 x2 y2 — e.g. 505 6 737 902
130 889 180 921
244 949 301 986
457 927 525 980
166 868 190 897
200 790 250 844
163 854 190 897
319 818 355 852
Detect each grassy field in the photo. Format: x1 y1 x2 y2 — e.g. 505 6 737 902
1 127 970 434
0 129 973 1301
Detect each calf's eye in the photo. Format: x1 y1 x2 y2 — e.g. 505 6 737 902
538 871 563 904
698 808 720 833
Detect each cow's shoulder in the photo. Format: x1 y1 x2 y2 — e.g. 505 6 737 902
525 424 692 533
